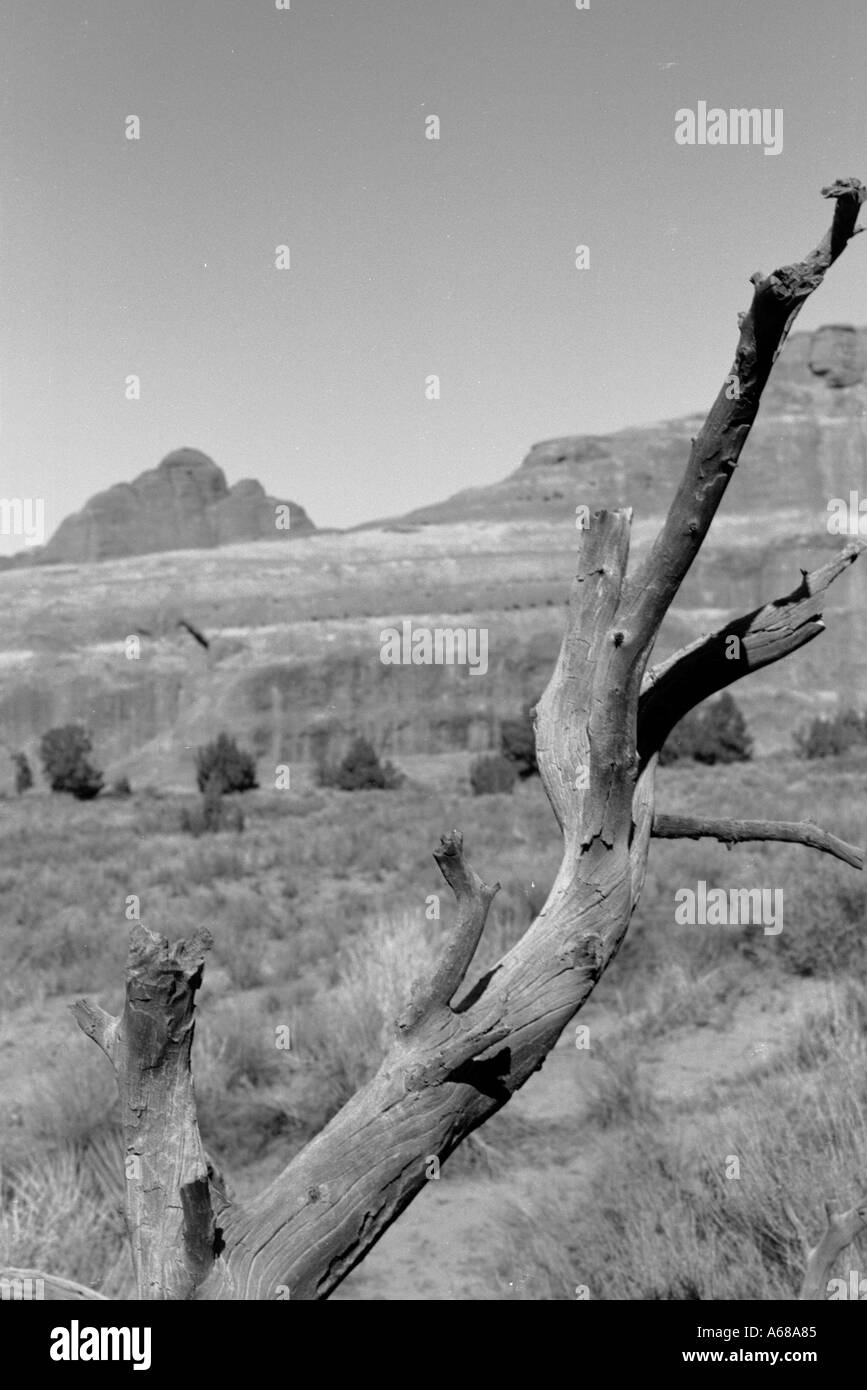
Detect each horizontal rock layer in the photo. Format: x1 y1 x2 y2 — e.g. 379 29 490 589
0 327 865 785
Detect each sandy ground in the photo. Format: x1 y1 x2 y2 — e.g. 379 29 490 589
0 974 832 1300
332 978 830 1300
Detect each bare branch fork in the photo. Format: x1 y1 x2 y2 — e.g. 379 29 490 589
637 540 865 767
7 178 864 1301
786 1198 867 1299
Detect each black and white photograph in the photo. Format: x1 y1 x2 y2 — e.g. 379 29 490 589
1 0 867 1352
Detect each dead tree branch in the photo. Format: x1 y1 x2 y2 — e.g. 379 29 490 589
60 178 865 1300
638 541 865 765
652 814 863 870
798 1199 867 1299
620 177 865 655
398 831 501 1027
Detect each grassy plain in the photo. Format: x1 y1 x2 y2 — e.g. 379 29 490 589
1 753 865 1299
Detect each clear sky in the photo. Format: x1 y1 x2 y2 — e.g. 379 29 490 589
1 0 866 553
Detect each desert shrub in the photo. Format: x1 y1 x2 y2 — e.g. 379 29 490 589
179 805 204 836
180 775 245 837
197 1092 298 1168
776 866 867 977
794 706 867 759
493 985 867 1300
500 699 539 778
205 884 283 989
2 1040 119 1168
194 998 285 1095
10 752 32 795
622 961 744 1037
38 725 104 800
469 753 518 795
316 736 404 791
194 732 258 794
480 874 555 964
659 691 753 766
299 911 438 1124
584 1036 659 1130
0 1148 128 1295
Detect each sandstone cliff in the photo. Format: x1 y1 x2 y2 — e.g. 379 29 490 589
1 326 865 788
383 324 867 530
36 448 315 564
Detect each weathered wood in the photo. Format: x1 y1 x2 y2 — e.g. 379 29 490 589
797 1199 867 1299
57 178 865 1300
72 925 219 1300
200 509 643 1299
397 830 501 1028
638 541 866 766
652 814 863 870
620 177 865 653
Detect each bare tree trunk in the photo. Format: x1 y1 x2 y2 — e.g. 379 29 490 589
71 928 222 1301
5 178 864 1301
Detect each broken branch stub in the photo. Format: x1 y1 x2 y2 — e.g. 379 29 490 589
398 830 500 1029
73 923 218 1300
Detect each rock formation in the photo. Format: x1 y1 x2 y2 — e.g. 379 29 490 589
1 327 866 780
36 448 315 564
385 324 867 529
